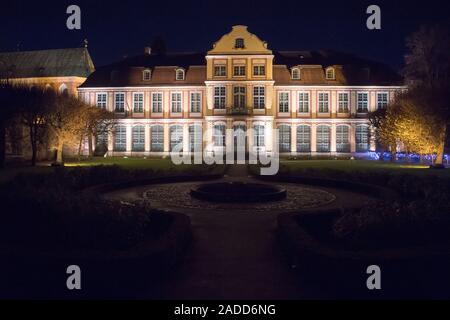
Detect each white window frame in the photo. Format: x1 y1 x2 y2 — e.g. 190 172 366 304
214 86 226 109
376 91 389 109
278 91 290 114
190 91 202 114
150 125 164 151
337 91 350 113
214 65 227 77
291 67 301 80
357 91 369 113
151 92 163 114
114 92 125 113
253 65 266 77
297 91 310 114
175 68 185 81
132 92 144 113
142 69 151 81
325 67 335 80
296 125 311 152
336 125 350 152
96 92 107 109
317 92 330 114
132 125 145 151
233 65 246 77
253 86 265 109
170 92 182 114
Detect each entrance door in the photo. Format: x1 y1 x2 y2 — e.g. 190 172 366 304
233 124 247 154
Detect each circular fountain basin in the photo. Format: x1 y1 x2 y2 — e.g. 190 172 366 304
190 181 287 203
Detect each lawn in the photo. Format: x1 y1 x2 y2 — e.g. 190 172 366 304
280 159 450 176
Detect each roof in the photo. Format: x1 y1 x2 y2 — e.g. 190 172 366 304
0 47 95 79
80 50 403 88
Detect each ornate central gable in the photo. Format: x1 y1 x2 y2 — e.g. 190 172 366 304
208 25 272 55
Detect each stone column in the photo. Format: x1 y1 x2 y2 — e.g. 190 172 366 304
183 123 190 153
330 123 337 153
350 123 356 153
163 123 170 153
144 124 150 152
290 123 297 154
310 123 317 152
126 124 132 153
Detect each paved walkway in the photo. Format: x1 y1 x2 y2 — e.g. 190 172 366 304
105 165 374 299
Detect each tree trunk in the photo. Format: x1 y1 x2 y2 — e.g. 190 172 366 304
0 122 5 168
88 132 93 158
55 141 64 165
77 135 83 160
434 124 446 166
29 125 37 166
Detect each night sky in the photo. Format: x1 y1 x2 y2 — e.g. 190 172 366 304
0 0 448 70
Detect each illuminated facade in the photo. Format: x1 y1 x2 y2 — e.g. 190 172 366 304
78 25 405 156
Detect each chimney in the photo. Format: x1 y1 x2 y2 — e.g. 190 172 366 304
144 47 152 55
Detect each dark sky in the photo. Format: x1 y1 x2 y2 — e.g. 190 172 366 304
0 0 448 70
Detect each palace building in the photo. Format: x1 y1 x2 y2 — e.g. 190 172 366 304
78 25 405 157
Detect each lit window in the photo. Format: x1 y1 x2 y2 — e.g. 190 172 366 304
233 86 246 108
318 92 329 113
190 92 201 113
336 125 350 152
253 86 265 109
278 124 291 152
357 92 369 113
291 68 301 80
278 92 290 113
59 84 69 95
96 93 107 109
189 125 202 152
377 92 388 109
213 124 226 147
296 125 311 152
253 125 265 147
214 86 226 109
316 125 330 152
133 93 144 113
132 125 145 151
175 69 185 81
114 125 126 151
356 125 369 151
143 69 151 81
171 92 182 113
152 92 163 113
151 125 164 151
325 67 335 80
253 65 265 76
338 93 349 113
233 65 246 76
114 93 125 112
214 65 226 77
298 92 309 113
170 125 183 151
235 38 245 49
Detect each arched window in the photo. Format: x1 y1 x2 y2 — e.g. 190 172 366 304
44 84 52 91
316 125 330 152
278 124 291 153
356 125 369 152
291 68 301 80
175 68 185 81
59 83 68 95
325 67 335 80
189 124 202 152
297 125 311 152
132 125 145 151
142 69 151 81
114 125 126 151
336 125 350 152
213 124 226 147
170 125 183 151
253 124 265 147
151 125 164 152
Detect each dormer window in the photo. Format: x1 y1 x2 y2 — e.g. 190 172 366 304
235 38 245 49
325 67 335 80
291 67 301 80
175 68 185 81
143 69 151 81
